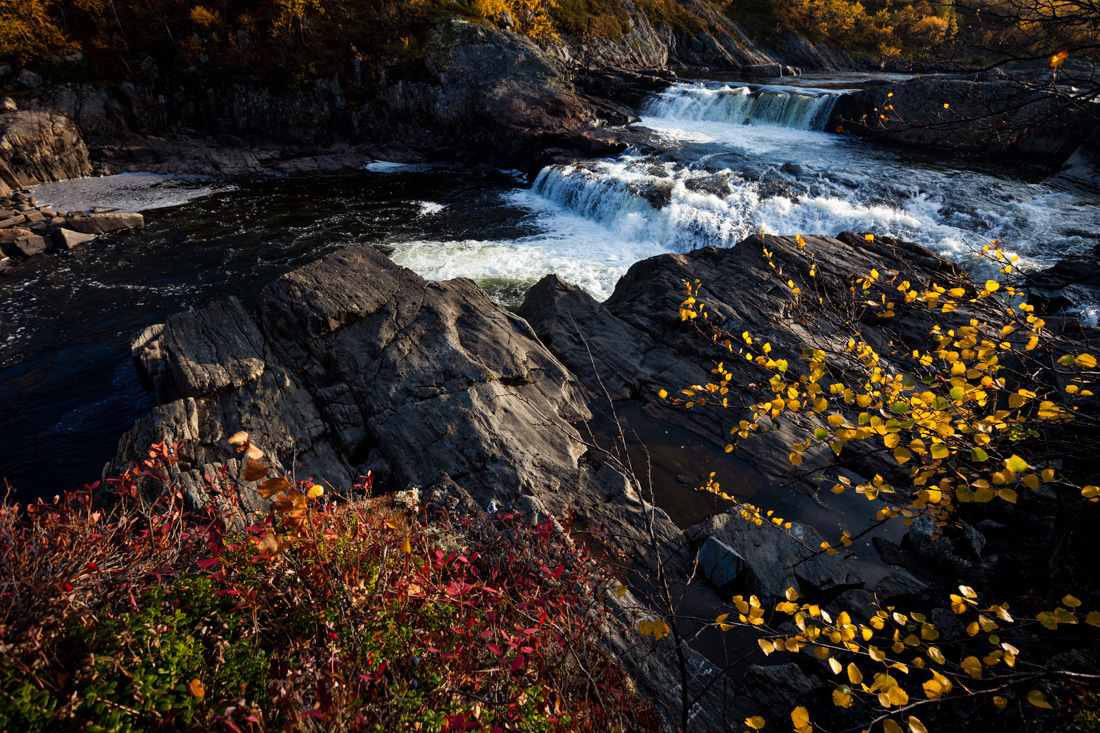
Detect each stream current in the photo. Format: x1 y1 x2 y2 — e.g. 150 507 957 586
3 74 1099 516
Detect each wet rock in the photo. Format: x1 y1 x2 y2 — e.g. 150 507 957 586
688 510 864 602
6 235 48 257
65 212 144 234
1024 254 1100 316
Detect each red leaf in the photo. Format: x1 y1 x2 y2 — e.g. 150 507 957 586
510 655 525 672
488 643 502 657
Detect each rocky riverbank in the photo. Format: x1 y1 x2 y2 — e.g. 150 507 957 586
108 231 1100 730
0 188 143 272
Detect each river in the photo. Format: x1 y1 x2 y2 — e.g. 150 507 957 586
3 73 1098 503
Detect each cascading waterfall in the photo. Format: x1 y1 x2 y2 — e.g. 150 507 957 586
643 83 840 131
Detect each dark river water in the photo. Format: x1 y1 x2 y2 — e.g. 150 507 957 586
3 74 1099 520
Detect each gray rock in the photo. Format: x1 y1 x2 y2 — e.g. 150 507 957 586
873 571 928 602
905 515 984 570
830 76 1098 165
829 588 878 623
741 663 819 719
931 607 966 640
64 212 144 234
110 244 722 730
689 510 864 603
15 70 42 90
696 536 747 590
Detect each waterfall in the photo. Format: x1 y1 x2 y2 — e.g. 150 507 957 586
643 83 840 131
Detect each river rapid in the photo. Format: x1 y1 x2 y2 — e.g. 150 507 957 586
3 73 1099 502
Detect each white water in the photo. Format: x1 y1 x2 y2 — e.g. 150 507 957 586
643 83 839 131
383 78 1099 302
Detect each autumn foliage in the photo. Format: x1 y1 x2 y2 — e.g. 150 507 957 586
0 441 659 732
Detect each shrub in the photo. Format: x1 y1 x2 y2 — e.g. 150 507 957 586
0 439 660 732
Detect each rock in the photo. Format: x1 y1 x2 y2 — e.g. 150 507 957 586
1024 254 1100 315
904 515 985 570
0 111 92 197
0 214 24 229
2 235 48 257
830 75 1099 165
829 588 878 623
112 244 729 730
873 572 928 602
0 98 15 113
518 233 961 493
696 536 747 590
64 212 144 234
930 607 966 640
15 70 42 90
741 663 819 719
688 510 864 602
743 62 784 77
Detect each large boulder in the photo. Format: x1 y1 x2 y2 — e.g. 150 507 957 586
0 111 92 196
829 75 1099 164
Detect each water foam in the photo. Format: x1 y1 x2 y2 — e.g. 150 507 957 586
644 83 840 131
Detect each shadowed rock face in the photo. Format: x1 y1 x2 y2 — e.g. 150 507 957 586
114 244 689 572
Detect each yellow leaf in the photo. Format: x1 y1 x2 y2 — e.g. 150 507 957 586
894 447 912 465
1005 455 1028 473
1063 594 1081 608
745 717 766 730
187 678 204 699
227 431 249 446
1085 611 1100 627
829 658 843 675
1076 354 1097 368
884 721 903 733
832 687 852 708
658 389 668 399
1048 49 1070 68
994 696 1008 709
617 584 628 598
402 535 412 555
908 716 928 733
307 484 324 499
791 705 810 729
1027 690 1053 709
961 656 982 678
848 663 863 684
884 433 900 449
